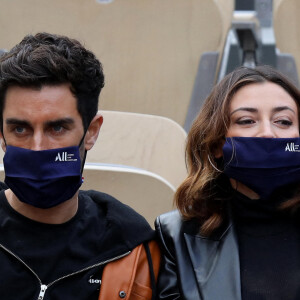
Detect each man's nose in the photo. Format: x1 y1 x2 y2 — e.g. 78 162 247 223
256 121 276 138
30 132 48 151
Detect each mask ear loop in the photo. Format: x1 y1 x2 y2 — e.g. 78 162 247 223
80 151 87 175
221 138 240 195
78 133 87 175
208 154 222 173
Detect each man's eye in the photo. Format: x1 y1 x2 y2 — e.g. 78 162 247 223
15 127 25 134
52 125 63 132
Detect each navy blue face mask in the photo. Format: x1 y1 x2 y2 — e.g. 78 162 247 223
3 145 83 208
223 137 300 199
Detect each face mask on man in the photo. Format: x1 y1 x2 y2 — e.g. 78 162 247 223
3 145 83 208
222 137 300 199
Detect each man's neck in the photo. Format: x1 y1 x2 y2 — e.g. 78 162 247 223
4 189 79 224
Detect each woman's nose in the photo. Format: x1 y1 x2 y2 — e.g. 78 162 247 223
256 121 276 138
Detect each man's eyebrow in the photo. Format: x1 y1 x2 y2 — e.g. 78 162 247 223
5 118 75 127
230 107 258 115
45 118 75 127
6 118 31 126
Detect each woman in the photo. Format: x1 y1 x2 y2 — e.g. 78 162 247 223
155 65 300 300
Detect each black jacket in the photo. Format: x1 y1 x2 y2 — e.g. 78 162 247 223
0 186 156 300
155 210 241 300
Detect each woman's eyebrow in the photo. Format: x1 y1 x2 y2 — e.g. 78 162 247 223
230 107 258 115
272 106 296 114
230 106 296 116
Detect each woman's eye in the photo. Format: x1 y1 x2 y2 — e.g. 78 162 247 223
276 119 293 126
236 119 255 125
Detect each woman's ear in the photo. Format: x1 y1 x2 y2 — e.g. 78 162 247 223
214 147 223 158
213 139 225 158
84 113 103 151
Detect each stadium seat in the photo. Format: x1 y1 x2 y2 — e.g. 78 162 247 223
88 110 187 189
273 0 300 79
82 163 175 226
0 0 234 126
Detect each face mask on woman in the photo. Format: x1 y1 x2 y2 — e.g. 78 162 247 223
222 137 300 199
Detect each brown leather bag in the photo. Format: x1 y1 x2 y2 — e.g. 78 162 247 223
99 240 160 300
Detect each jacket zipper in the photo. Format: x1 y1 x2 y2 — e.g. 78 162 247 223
0 243 131 300
38 285 47 300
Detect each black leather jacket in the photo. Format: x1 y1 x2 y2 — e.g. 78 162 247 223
155 210 242 300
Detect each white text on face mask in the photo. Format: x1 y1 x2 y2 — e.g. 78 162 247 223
285 143 300 152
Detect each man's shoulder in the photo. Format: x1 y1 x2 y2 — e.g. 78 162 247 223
79 190 156 247
79 189 120 205
79 189 145 220
0 182 8 191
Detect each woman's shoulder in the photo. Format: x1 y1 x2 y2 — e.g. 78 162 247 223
155 210 186 259
155 210 201 242
156 210 182 225
155 210 183 237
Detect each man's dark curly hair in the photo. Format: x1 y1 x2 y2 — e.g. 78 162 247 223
0 32 105 131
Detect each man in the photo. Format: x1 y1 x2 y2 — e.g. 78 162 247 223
0 32 159 299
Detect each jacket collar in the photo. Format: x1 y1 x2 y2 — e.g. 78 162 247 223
183 221 242 300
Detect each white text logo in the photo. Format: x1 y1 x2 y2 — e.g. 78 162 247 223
55 152 77 162
285 143 300 152
88 278 101 284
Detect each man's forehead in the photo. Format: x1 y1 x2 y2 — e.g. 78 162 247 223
3 85 82 126
4 85 77 110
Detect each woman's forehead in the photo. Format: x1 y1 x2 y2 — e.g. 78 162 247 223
229 82 298 112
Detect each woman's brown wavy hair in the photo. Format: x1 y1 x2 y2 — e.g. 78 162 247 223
176 65 300 236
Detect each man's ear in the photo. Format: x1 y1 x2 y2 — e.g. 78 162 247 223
84 113 103 151
0 131 6 152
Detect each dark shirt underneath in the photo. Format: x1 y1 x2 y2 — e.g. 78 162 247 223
231 191 300 300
